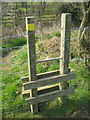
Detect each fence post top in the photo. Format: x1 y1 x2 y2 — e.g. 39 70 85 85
26 17 35 24
26 16 35 19
62 13 71 16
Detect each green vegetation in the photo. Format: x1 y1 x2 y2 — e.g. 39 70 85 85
18 8 26 12
2 37 27 49
2 31 89 118
2 37 27 57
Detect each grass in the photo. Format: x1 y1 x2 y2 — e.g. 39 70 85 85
38 31 60 41
2 34 40 57
2 37 27 57
2 32 89 118
18 8 26 12
2 52 89 118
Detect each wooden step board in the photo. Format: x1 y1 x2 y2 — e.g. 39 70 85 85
26 87 74 105
22 84 59 99
21 70 60 99
21 70 60 84
23 72 76 90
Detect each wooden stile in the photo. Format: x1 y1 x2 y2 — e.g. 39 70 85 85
26 87 74 105
21 14 76 114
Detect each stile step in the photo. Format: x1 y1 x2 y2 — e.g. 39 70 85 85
22 84 59 99
26 87 74 105
23 72 76 90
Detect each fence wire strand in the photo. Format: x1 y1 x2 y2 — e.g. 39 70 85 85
1 36 90 51
1 26 90 41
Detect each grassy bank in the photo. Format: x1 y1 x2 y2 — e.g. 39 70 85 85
2 33 89 118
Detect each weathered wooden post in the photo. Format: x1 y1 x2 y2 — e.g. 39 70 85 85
26 17 38 113
59 13 71 104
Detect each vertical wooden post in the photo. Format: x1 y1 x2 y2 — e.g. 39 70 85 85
26 17 38 113
59 13 71 104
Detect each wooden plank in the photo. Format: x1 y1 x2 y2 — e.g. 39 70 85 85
21 70 60 83
37 70 60 79
59 13 71 104
23 72 76 90
26 17 38 113
22 84 59 99
21 76 29 83
38 84 59 95
26 87 74 105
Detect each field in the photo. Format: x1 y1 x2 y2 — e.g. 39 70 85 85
1 29 89 118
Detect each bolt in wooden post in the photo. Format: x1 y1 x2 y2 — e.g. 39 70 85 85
59 13 71 104
26 17 38 113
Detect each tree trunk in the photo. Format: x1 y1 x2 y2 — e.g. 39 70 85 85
78 2 90 72
78 2 90 55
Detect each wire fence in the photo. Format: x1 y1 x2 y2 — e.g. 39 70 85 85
1 25 89 117
1 37 90 51
1 26 90 41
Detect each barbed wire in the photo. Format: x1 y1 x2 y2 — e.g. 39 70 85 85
71 26 90 31
2 102 46 115
2 69 28 77
1 36 90 51
0 31 35 40
1 80 21 86
1 98 23 104
0 26 90 41
2 100 48 115
2 107 29 115
2 103 26 110
0 32 27 40
2 45 24 50
2 102 30 110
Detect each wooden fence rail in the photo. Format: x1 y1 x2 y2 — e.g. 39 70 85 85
21 13 76 114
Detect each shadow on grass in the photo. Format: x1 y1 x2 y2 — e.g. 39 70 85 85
38 95 88 118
